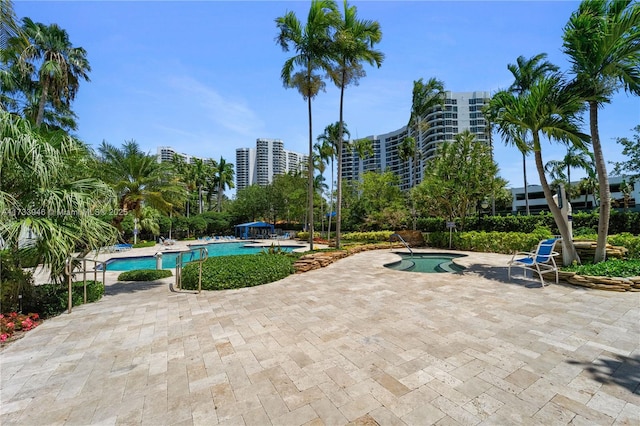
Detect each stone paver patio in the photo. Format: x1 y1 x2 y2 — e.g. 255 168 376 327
1 249 639 425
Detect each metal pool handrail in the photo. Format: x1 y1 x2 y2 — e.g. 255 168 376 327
64 256 108 314
175 246 209 293
390 233 413 257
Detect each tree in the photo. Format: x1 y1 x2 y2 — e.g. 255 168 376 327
316 121 349 238
406 77 445 230
398 136 415 190
330 0 384 249
488 75 590 265
0 112 118 281
545 145 594 197
276 0 338 249
612 125 640 182
350 171 407 231
563 0 640 262
412 130 499 229
10 18 91 127
96 140 186 232
506 53 560 216
214 156 234 213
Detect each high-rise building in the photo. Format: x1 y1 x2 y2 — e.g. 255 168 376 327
341 91 491 190
236 138 307 191
157 146 213 165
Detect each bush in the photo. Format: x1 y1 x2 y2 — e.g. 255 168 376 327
426 228 554 254
132 241 156 248
297 231 309 241
181 254 296 291
0 252 35 313
118 269 173 281
563 259 640 278
23 280 105 318
608 233 640 259
341 231 395 243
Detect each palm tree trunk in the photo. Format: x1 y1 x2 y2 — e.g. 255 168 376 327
590 102 610 263
217 182 223 213
534 145 579 265
36 80 49 126
307 94 314 251
336 73 346 250
523 152 530 215
327 157 334 240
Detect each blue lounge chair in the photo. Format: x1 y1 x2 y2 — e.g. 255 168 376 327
508 238 560 287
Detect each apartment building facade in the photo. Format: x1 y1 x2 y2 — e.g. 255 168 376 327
157 146 213 165
236 138 307 191
341 91 491 190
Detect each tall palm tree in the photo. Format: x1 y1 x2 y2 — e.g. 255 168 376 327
330 0 383 249
489 75 590 265
15 18 91 127
563 0 640 262
316 121 349 239
214 156 234 213
506 53 560 216
276 0 338 250
398 136 415 190
97 140 185 232
407 77 445 230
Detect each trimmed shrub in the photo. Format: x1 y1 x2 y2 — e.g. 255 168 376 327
132 241 157 248
426 228 553 254
118 269 173 281
23 281 105 318
181 254 296 291
341 231 395 242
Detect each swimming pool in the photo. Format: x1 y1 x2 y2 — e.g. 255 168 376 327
102 242 296 271
384 252 466 273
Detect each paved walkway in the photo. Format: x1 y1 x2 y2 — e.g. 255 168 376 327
1 249 639 425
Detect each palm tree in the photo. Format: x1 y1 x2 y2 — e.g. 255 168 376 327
489 75 590 265
406 77 445 230
330 0 384 249
0 0 23 50
96 140 186 232
214 157 234 213
563 0 640 262
0 111 118 281
398 136 415 190
506 53 560 216
316 121 349 239
15 18 91 127
276 0 338 250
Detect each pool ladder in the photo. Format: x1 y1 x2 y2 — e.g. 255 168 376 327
390 233 413 257
175 246 208 293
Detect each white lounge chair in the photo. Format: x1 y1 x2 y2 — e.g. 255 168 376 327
508 238 560 287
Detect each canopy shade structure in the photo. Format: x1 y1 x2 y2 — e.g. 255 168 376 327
234 221 275 239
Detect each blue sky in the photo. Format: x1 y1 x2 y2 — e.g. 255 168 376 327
14 0 639 191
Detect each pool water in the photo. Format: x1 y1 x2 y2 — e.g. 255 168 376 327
384 253 466 273
103 242 295 271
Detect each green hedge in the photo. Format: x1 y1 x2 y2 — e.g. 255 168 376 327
23 281 105 318
426 228 554 254
181 254 296 291
132 241 157 248
417 211 639 235
341 231 395 242
118 269 173 281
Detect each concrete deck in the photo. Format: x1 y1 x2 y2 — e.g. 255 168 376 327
1 249 639 425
